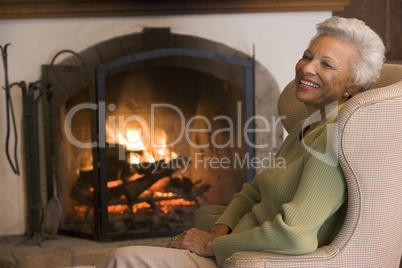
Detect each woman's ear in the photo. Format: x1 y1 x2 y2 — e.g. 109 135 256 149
347 85 361 96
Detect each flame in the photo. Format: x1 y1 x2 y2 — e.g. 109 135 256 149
105 123 178 164
154 191 175 198
108 204 128 214
129 152 141 164
107 180 123 188
131 198 196 215
154 131 167 160
125 128 146 150
157 199 196 214
129 150 155 165
74 205 88 213
132 202 151 213
74 197 195 215
153 131 178 162
106 123 146 150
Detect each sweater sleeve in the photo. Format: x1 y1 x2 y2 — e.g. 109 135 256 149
212 124 347 267
213 176 262 230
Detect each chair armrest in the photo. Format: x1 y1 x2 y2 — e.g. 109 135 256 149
223 245 340 268
192 205 227 232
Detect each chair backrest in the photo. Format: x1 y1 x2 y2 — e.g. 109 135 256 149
331 73 402 267
277 63 402 267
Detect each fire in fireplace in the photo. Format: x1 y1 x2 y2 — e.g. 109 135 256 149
41 28 262 241
66 111 212 236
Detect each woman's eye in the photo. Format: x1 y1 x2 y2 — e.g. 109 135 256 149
322 62 334 69
302 55 311 60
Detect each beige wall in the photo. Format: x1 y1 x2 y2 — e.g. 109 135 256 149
0 11 331 236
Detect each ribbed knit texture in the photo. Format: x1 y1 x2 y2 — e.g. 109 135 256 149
212 106 347 268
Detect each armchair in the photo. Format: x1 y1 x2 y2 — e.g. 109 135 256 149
193 63 402 267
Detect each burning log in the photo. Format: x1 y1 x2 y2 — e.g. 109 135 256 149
134 159 165 175
169 176 193 194
70 170 95 206
70 168 171 206
122 169 174 202
122 157 191 202
106 143 137 182
133 183 211 205
70 156 193 206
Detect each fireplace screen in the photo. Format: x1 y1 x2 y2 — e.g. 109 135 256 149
42 47 255 241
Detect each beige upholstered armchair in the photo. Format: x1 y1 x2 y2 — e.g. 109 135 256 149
192 63 402 267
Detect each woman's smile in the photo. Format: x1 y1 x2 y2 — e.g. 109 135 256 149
298 77 321 90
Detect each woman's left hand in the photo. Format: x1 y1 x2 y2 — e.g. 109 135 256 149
167 228 215 257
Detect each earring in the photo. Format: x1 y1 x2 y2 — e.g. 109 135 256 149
344 92 349 97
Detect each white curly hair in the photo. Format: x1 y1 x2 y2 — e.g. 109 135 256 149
309 16 386 91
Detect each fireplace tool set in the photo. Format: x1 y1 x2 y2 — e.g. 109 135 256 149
1 43 56 245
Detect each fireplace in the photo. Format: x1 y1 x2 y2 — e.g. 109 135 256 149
41 28 282 241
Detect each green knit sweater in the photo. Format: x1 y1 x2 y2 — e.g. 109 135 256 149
212 107 347 267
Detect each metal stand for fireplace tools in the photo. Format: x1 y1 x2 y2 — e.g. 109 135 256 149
1 44 52 247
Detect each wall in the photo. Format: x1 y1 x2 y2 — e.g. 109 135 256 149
0 11 331 236
334 0 402 63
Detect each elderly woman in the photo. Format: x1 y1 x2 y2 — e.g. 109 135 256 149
96 16 385 268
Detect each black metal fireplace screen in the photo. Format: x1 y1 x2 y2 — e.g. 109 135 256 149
42 47 255 241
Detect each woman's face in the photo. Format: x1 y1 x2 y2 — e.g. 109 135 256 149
295 35 358 113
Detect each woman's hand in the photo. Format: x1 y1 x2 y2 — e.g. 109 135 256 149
167 225 230 257
167 228 215 256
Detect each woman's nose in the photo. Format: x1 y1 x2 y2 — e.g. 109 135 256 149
302 60 318 76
